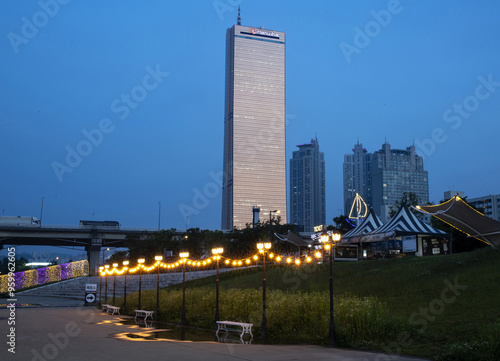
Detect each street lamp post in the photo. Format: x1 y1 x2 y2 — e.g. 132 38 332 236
40 196 45 226
257 242 272 341
320 230 341 347
155 255 163 316
104 265 109 303
158 202 161 231
179 252 189 326
112 263 118 305
98 266 103 304
102 248 110 265
122 261 129 308
137 259 145 310
212 247 224 324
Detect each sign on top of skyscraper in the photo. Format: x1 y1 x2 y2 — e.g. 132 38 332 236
222 9 287 230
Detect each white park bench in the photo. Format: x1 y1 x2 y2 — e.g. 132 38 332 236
216 321 253 339
135 310 154 321
101 304 111 312
106 305 120 315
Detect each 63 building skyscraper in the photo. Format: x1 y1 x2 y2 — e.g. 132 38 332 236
222 13 287 230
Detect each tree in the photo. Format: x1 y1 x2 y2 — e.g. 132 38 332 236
107 251 128 265
332 215 355 234
389 192 431 221
125 229 178 265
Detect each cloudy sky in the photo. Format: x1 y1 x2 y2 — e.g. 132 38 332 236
1 0 499 243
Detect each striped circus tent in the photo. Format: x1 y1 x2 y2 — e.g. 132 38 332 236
341 208 384 244
360 203 449 243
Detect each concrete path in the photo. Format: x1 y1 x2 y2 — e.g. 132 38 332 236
0 297 428 361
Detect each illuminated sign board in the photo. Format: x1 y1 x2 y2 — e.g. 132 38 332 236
314 225 324 233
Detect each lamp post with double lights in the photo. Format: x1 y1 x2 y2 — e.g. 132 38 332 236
155 255 163 315
212 247 224 324
320 230 341 347
137 258 145 310
180 252 189 326
122 261 129 308
112 263 118 305
104 265 109 303
98 266 103 304
257 242 272 341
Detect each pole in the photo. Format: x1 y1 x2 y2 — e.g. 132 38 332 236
158 202 161 231
40 196 45 226
328 245 336 347
261 251 267 341
113 273 116 305
99 273 102 304
156 264 160 316
138 267 142 310
123 272 127 308
215 257 220 324
104 274 108 303
181 261 186 326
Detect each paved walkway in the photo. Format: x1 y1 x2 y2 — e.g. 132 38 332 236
0 296 428 361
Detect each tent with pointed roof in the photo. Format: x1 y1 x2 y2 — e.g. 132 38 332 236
416 196 500 248
360 203 449 243
274 230 312 247
341 208 384 244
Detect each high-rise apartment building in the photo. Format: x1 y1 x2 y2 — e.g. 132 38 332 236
343 142 429 222
343 142 372 215
371 143 428 222
467 194 500 222
221 14 287 230
290 138 326 232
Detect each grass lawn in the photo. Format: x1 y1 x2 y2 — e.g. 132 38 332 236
163 247 500 359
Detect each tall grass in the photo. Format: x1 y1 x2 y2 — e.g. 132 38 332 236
116 287 411 348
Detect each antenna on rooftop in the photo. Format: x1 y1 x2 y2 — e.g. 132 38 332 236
237 6 241 25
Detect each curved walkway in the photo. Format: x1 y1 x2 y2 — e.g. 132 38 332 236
0 296 428 361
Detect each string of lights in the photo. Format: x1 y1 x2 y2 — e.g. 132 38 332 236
99 250 328 276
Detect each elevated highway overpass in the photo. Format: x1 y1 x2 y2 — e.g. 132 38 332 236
0 225 172 275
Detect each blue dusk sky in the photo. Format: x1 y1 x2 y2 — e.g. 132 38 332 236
1 0 499 245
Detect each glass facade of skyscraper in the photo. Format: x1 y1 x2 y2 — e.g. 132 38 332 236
222 24 287 230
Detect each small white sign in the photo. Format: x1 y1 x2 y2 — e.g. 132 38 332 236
85 284 97 292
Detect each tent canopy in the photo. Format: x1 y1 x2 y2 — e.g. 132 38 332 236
341 208 383 244
359 203 449 243
416 196 500 248
275 231 312 247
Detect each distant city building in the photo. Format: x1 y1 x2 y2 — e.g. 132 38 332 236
443 190 465 200
290 138 326 232
221 13 287 230
343 142 372 216
467 194 500 221
343 141 429 222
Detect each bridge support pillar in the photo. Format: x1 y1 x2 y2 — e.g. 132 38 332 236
87 239 102 276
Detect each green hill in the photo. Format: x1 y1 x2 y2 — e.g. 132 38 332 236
166 247 500 360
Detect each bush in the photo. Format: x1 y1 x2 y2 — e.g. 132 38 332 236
117 288 411 348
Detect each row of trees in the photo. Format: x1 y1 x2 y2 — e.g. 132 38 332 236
108 220 302 266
